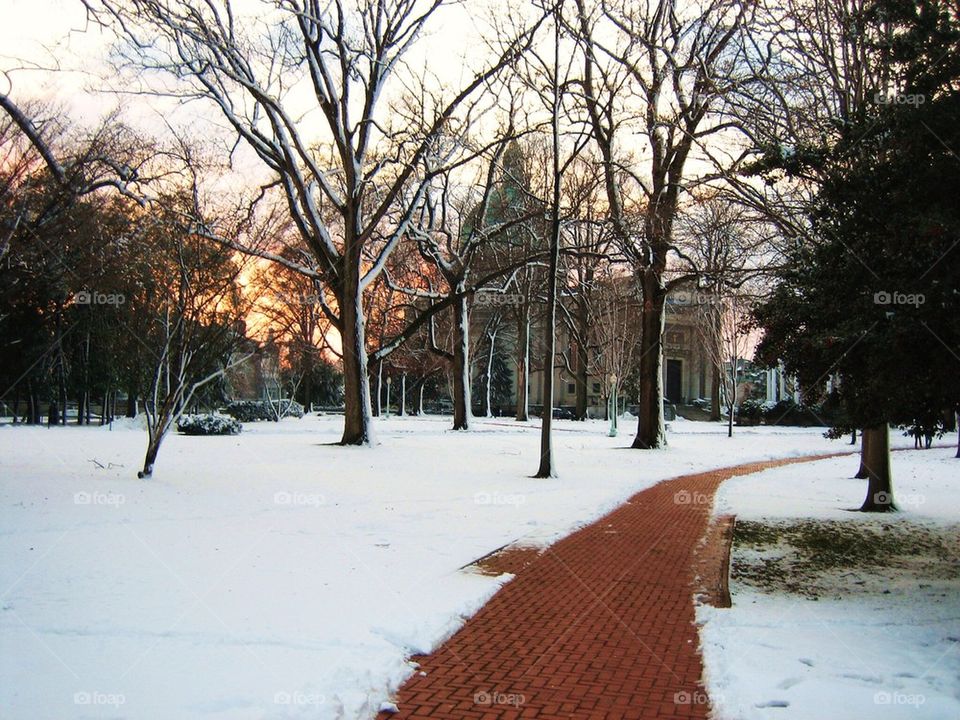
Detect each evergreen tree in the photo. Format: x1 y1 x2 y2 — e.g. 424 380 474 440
754 0 960 510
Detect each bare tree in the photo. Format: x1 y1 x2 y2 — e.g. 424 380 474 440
85 0 544 446
135 193 257 478
572 0 760 449
0 86 149 262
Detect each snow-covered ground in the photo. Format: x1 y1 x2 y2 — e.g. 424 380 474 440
699 446 960 720
0 414 855 720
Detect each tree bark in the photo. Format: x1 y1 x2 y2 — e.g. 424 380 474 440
955 416 959 458
372 360 382 417
854 429 870 478
451 293 471 431
485 330 496 418
536 30 562 479
575 293 589 420
126 387 138 418
339 245 373 444
710 362 722 421
632 271 667 449
139 431 164 479
515 308 530 421
859 424 895 512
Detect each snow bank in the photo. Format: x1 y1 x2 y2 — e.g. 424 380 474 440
1 415 852 719
699 447 960 720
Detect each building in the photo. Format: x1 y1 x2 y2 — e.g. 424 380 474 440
472 285 717 418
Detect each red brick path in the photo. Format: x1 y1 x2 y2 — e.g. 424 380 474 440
378 454 845 720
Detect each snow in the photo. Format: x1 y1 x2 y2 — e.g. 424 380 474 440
0 414 905 719
699 445 960 720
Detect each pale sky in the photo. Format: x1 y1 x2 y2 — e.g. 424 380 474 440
2 0 503 141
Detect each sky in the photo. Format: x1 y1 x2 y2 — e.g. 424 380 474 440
2 0 502 138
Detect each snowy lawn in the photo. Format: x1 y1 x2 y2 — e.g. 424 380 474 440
1 414 873 719
699 445 960 720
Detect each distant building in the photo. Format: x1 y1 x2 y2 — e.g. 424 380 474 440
471 285 717 417
224 326 281 401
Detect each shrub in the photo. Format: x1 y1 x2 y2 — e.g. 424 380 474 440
177 413 242 436
737 398 765 424
762 399 829 427
223 399 304 422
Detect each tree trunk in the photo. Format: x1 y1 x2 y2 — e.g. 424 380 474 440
417 381 425 415
849 428 857 445
632 271 667 449
536 44 562 479
452 293 471 431
854 429 870 478
77 392 86 425
859 424 894 511
29 384 42 425
138 431 164 479
485 331 496 418
302 350 314 413
126 387 138 418
336 216 374 444
372 360 382 417
710 362 722 421
515 308 530 421
575 295 589 421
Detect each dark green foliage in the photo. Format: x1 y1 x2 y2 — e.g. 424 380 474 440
754 0 960 433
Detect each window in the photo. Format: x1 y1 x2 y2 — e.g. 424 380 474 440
592 382 601 393
567 383 576 395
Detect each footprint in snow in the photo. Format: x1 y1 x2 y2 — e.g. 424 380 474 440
755 700 790 708
798 658 814 667
777 678 801 690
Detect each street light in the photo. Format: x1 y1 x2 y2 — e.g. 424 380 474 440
385 376 392 419
608 373 618 437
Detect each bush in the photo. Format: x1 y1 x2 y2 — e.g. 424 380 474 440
223 399 304 422
737 398 765 424
762 399 828 427
177 413 242 436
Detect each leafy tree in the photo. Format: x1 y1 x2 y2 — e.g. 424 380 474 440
754 0 960 510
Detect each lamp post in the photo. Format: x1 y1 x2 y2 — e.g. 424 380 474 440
608 373 618 437
385 376 392 419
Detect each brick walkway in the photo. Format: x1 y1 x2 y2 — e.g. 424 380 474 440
378 454 844 720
